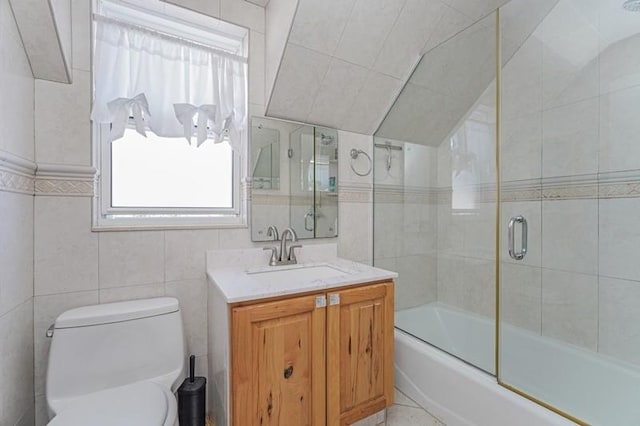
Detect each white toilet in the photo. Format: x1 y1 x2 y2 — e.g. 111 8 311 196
45 297 186 426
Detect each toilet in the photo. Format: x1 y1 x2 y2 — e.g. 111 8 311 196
45 297 186 426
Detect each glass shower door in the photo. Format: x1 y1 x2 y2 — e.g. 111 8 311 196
374 12 498 374
498 0 640 424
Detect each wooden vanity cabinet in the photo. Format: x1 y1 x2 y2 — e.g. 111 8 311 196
327 282 395 425
231 293 327 426
230 281 394 426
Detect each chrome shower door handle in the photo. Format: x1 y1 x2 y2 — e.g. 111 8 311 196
508 215 528 260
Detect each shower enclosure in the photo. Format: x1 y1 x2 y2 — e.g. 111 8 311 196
373 0 640 424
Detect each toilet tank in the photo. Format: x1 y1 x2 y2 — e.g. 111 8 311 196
46 297 186 408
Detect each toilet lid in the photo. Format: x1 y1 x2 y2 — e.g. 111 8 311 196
48 382 170 426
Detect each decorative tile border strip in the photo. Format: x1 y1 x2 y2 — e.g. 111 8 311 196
35 163 97 197
339 183 372 203
0 151 36 195
373 172 640 204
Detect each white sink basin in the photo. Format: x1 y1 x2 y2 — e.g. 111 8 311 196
247 265 347 285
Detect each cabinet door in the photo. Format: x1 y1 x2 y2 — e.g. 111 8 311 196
232 294 326 426
327 282 394 425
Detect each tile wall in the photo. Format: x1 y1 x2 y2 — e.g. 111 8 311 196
0 0 36 425
376 0 640 369
500 0 640 364
30 1 374 424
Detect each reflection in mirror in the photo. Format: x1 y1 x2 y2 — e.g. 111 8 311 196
312 127 338 239
250 117 339 241
251 124 280 189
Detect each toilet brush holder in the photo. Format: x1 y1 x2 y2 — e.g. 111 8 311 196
178 355 207 426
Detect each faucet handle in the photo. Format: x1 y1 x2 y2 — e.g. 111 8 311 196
288 244 302 263
263 246 279 266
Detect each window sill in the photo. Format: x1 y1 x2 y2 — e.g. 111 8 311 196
91 215 248 232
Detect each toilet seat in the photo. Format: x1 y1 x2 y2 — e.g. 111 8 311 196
47 381 176 426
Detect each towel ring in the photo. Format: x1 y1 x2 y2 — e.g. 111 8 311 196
349 148 372 177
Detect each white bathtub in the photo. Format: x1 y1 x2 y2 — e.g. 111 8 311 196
395 303 640 425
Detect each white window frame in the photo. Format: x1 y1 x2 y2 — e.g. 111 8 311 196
91 0 249 231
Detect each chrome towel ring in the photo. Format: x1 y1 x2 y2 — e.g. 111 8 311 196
349 148 372 177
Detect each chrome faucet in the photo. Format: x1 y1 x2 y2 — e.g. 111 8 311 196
279 228 300 264
263 226 301 266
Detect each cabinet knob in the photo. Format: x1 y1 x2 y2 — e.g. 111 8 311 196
284 365 294 379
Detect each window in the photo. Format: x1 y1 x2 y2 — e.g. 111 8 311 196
91 0 248 229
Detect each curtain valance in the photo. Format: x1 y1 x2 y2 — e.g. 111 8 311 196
91 16 247 149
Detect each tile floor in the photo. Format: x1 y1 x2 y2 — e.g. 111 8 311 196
353 387 445 426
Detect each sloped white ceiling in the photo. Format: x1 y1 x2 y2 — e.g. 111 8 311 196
9 0 72 83
266 0 509 134
376 0 561 145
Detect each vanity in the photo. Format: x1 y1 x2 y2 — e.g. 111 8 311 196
206 244 397 426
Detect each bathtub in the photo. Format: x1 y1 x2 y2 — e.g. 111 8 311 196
394 303 640 426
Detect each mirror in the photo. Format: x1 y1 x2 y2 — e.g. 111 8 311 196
250 117 338 241
251 124 280 190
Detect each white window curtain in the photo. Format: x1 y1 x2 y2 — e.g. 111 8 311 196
91 16 247 149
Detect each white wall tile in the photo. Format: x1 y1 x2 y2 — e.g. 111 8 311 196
166 279 208 357
461 202 495 261
501 35 543 121
287 0 356 56
500 263 541 333
218 228 259 250
542 97 599 177
337 202 372 263
599 276 640 367
422 4 472 54
249 30 265 106
374 202 402 259
541 268 597 350
71 0 91 72
599 33 640 95
99 283 166 304
341 71 403 134
0 300 34 426
436 204 463 259
437 255 495 318
33 291 98 397
599 85 640 173
542 199 598 275
35 69 91 165
401 203 437 258
501 113 542 182
0 0 35 161
0 192 33 316
333 0 405 69
220 0 264 33
307 58 369 129
34 197 98 295
162 0 221 18
372 0 443 80
98 231 165 288
266 44 331 121
395 254 437 310
599 197 640 282
441 0 506 22
541 28 599 109
165 229 219 281
264 0 297 97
